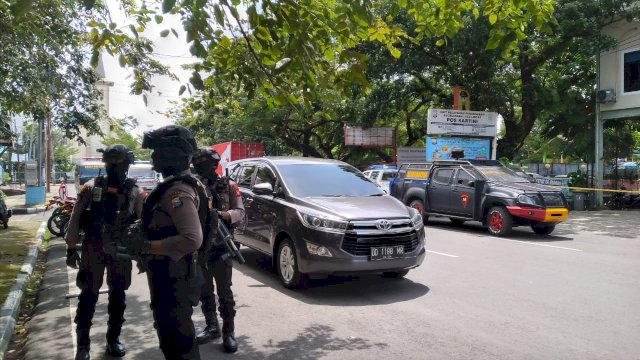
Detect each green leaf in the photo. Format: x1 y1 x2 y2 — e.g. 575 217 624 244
82 0 96 10
389 47 401 58
248 5 258 28
160 29 170 37
171 28 179 38
179 85 187 96
162 0 176 14
213 5 224 26
486 33 501 50
90 51 99 68
155 15 164 24
109 23 117 30
435 39 445 46
118 54 126 67
87 19 98 27
190 72 204 90
489 13 497 25
143 95 148 106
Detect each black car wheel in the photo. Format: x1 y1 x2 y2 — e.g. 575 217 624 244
277 238 306 289
381 270 409 278
486 206 513 237
531 224 556 235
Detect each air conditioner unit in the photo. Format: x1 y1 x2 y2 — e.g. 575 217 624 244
596 89 616 103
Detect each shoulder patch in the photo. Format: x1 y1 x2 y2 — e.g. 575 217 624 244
171 193 184 208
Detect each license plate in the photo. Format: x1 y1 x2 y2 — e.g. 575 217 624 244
370 245 405 260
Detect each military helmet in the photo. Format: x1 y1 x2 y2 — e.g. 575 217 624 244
192 148 221 165
141 125 197 155
98 144 135 165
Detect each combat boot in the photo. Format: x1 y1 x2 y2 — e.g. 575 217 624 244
75 329 91 360
222 333 238 353
196 313 221 344
106 327 126 357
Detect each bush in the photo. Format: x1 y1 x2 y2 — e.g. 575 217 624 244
568 170 588 188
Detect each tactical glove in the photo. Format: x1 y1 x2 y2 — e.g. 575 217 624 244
66 249 81 269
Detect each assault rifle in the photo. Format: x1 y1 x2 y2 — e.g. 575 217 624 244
216 220 245 264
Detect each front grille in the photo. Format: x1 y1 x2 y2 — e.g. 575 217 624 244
541 193 565 208
341 219 420 256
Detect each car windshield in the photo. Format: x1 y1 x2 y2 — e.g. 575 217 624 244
77 165 104 178
278 163 383 197
129 168 155 178
474 166 530 183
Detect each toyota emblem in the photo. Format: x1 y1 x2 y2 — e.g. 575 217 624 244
376 219 392 231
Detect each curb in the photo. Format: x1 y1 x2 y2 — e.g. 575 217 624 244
9 207 47 215
0 221 47 360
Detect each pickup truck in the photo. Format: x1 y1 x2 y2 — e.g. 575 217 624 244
389 162 432 214
393 160 570 236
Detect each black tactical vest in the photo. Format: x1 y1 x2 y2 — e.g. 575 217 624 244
83 176 137 241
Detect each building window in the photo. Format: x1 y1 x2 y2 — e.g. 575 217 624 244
623 49 640 93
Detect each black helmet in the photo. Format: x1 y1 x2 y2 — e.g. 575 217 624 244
98 144 135 165
141 125 197 155
192 148 221 165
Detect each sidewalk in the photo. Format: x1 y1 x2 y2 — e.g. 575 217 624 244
1 184 62 215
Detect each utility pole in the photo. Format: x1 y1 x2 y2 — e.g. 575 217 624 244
594 0 604 208
45 110 51 193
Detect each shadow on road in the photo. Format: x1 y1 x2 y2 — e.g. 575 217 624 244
425 217 576 242
235 249 430 307
198 323 388 360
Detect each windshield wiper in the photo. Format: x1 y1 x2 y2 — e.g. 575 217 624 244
369 193 383 196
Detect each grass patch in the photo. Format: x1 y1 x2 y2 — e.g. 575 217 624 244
0 220 41 305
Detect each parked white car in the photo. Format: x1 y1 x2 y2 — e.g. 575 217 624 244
363 168 398 194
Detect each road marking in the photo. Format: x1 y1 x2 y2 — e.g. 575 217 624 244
426 250 459 258
489 238 582 251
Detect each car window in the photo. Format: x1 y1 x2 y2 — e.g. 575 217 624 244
369 170 381 180
433 168 453 184
237 165 256 188
454 169 475 187
381 171 396 181
362 170 372 178
227 164 241 180
254 165 276 188
278 163 382 197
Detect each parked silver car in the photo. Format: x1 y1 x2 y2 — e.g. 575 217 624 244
227 157 426 288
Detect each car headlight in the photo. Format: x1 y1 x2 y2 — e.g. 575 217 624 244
297 211 348 234
517 194 542 207
409 208 424 230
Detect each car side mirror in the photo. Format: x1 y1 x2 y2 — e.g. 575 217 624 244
253 182 274 196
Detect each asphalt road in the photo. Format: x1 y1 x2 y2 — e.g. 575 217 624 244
20 208 640 360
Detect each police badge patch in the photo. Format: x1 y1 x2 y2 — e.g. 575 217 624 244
171 193 183 208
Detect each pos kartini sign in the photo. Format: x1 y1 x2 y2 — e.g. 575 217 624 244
426 109 499 161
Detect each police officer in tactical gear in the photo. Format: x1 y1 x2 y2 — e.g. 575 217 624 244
131 125 207 360
65 144 143 360
192 148 245 353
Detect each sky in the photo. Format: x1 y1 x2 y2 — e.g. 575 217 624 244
102 1 199 137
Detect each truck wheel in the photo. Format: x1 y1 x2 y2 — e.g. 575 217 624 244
531 225 555 235
450 218 466 226
277 238 306 289
486 207 513 237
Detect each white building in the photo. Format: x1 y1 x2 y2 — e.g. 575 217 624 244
70 57 114 162
599 17 640 120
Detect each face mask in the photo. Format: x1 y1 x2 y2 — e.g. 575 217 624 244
106 163 128 184
152 148 189 177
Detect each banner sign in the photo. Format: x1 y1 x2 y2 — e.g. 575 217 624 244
426 136 491 161
427 109 498 137
397 147 427 166
344 127 395 147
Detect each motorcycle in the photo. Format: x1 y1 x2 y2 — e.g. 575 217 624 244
45 196 76 237
606 191 640 210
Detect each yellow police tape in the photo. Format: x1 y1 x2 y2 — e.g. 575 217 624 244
562 186 640 194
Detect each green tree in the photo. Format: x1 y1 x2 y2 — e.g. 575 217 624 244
52 131 79 173
101 117 151 161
